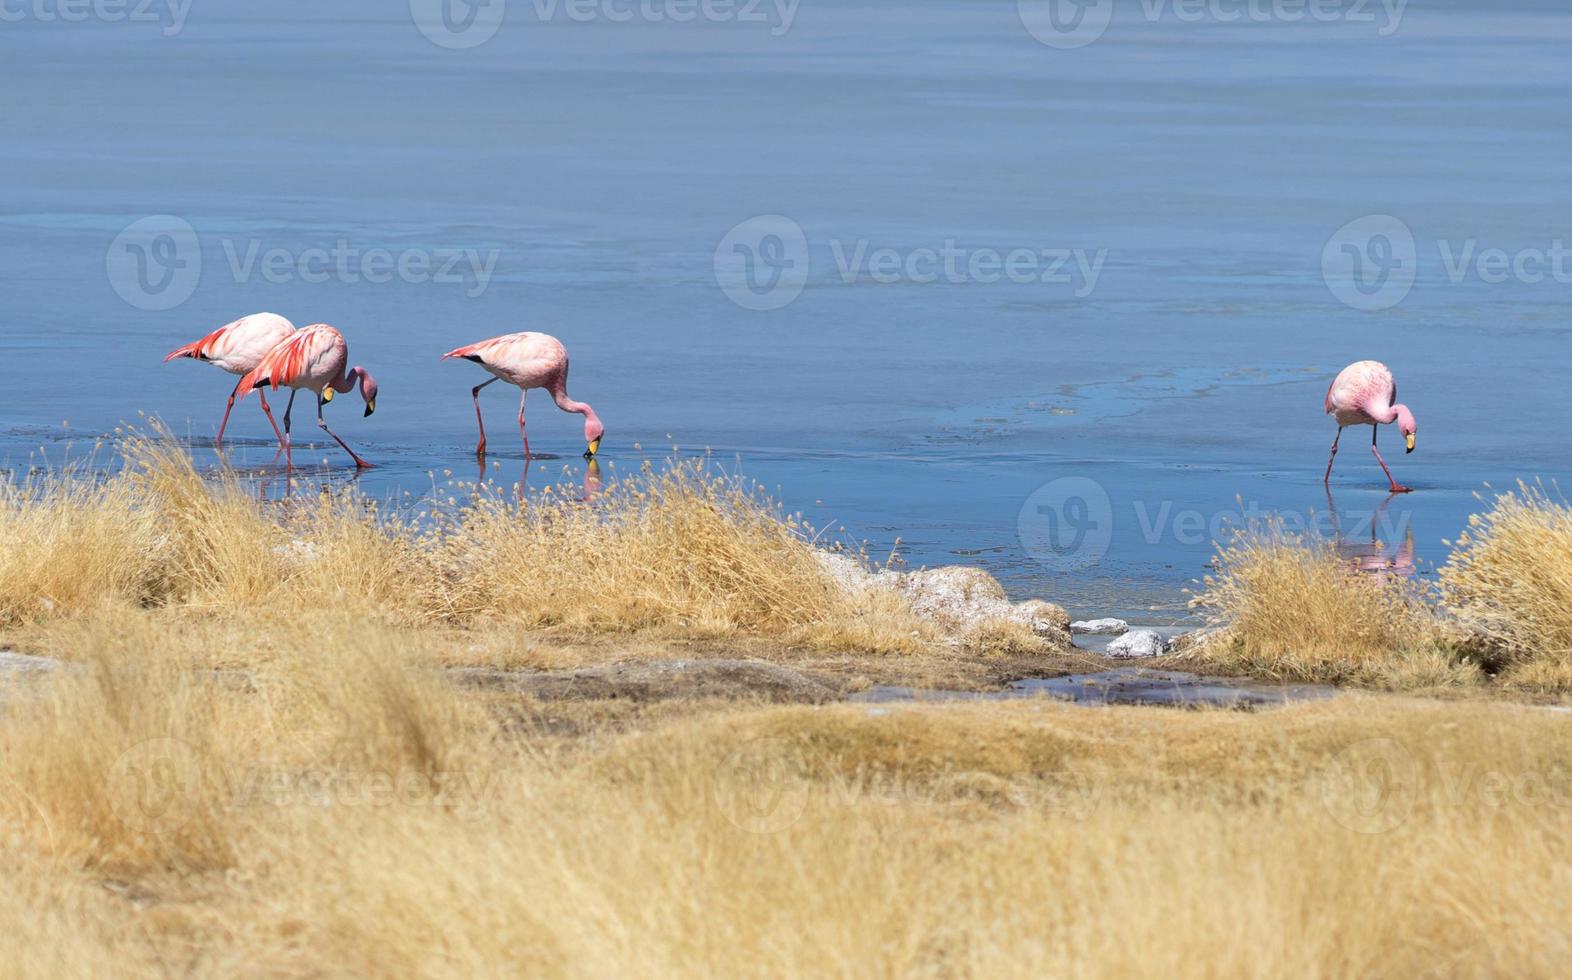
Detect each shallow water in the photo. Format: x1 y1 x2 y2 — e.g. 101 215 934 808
854 668 1335 710
5 1 1572 620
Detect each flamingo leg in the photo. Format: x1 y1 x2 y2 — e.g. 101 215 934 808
282 390 297 471
257 389 286 449
1323 426 1343 484
215 379 242 449
317 394 374 469
470 377 498 456
1371 426 1411 494
518 388 531 459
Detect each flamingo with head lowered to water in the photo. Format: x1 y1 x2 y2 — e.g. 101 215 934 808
237 323 379 470
1324 359 1418 494
164 312 296 449
441 331 604 459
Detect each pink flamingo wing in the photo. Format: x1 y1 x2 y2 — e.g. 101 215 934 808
239 328 320 395
165 318 245 362
442 333 526 363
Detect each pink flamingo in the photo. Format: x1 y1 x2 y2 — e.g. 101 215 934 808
1324 360 1417 493
440 331 604 459
163 312 295 449
237 323 379 469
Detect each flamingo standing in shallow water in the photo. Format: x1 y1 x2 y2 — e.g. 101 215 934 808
441 332 604 459
237 323 379 469
164 312 296 449
1324 360 1417 493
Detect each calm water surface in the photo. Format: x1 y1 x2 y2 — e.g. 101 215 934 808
4 0 1572 621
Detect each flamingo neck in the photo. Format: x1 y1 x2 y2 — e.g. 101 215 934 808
332 367 362 395
550 386 598 426
1365 397 1400 425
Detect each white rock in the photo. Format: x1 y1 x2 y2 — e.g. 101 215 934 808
896 567 1070 642
813 554 1070 647
1105 630 1170 659
1071 618 1129 636
0 651 60 674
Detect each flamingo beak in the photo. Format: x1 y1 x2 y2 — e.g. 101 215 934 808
364 397 376 418
321 387 334 404
1405 433 1415 454
585 437 601 458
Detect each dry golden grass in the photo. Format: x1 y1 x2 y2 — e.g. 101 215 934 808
1195 488 1572 694
439 458 928 651
0 428 936 654
2 615 1569 978
0 465 162 627
1189 524 1474 688
1439 482 1572 692
2 435 1571 975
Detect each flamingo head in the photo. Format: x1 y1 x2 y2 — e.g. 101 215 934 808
584 416 605 458
356 367 379 417
1395 404 1417 453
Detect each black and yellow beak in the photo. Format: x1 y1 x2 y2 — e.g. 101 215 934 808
321 387 334 403
364 397 376 418
1405 433 1415 454
584 437 601 458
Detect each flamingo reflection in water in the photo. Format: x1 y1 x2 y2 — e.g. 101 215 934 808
478 455 603 504
1325 488 1415 582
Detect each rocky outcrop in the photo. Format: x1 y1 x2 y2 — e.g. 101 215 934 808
1071 618 1129 636
1105 630 1171 659
817 554 1072 649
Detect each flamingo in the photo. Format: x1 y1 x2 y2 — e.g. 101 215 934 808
440 331 604 459
163 312 296 449
1323 360 1417 493
237 323 379 469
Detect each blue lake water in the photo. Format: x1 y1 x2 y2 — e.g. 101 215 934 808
4 0 1572 623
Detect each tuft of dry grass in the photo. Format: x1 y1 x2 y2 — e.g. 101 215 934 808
438 459 929 650
1195 487 1572 694
0 465 163 627
1439 482 1572 691
0 428 933 653
1189 524 1473 688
